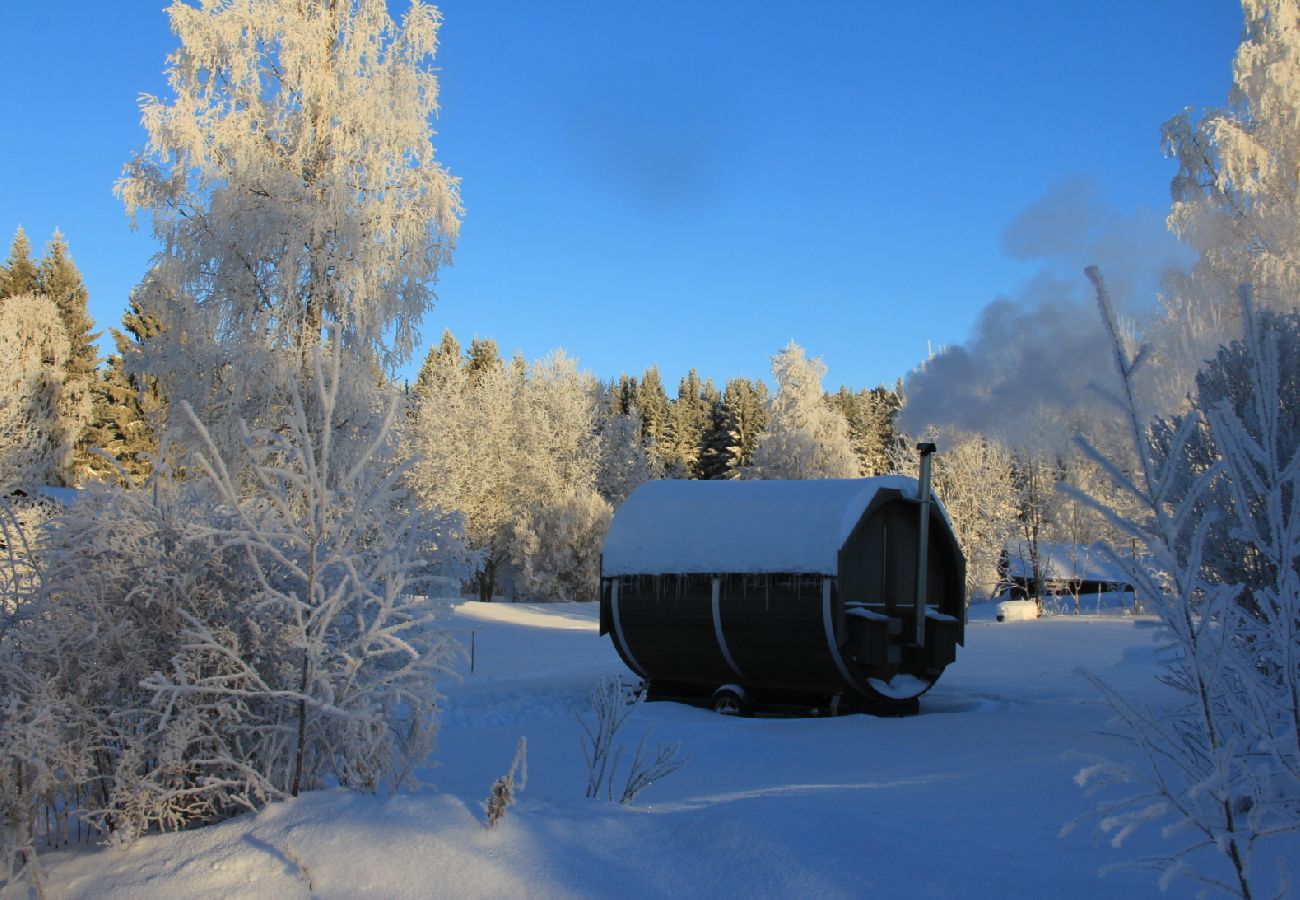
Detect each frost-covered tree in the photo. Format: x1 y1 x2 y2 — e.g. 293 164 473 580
37 232 98 482
830 383 903 477
0 294 73 491
716 377 769 478
897 428 1018 600
82 297 168 484
1068 272 1300 898
636 367 671 465
0 227 39 300
1011 443 1063 613
512 486 611 602
508 352 608 600
407 342 514 600
466 337 503 383
1 334 462 871
1165 0 1300 304
408 345 609 601
746 342 857 480
1151 0 1300 407
117 0 462 449
154 338 462 798
595 399 661 507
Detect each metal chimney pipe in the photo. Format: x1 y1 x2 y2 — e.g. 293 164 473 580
914 442 937 646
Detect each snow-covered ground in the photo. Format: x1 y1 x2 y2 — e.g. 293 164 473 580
38 602 1204 898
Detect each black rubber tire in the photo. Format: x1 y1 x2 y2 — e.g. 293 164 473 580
711 686 752 717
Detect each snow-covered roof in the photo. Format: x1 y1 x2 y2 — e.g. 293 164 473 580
602 476 919 577
1001 540 1131 585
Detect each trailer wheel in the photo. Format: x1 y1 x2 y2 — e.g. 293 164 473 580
711 686 751 717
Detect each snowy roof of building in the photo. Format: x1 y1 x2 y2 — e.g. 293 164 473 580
1001 540 1131 585
602 476 920 577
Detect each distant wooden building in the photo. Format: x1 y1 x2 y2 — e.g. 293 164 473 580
996 540 1136 609
599 477 966 715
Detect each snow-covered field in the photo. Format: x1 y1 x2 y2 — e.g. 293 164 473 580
39 602 1203 898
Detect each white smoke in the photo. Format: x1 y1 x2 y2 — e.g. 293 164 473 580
899 178 1191 441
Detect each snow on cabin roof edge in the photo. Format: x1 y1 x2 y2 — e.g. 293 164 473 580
601 476 920 577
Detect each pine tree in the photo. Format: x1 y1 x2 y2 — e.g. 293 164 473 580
697 391 733 480
828 383 903 477
412 329 461 405
83 298 166 484
718 377 769 477
39 232 99 482
0 227 39 300
660 370 709 478
466 337 503 383
637 367 670 466
611 374 640 417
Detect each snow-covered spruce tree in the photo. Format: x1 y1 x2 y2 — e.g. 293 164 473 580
117 0 461 455
718 376 769 478
829 383 903 478
746 342 857 480
1067 270 1299 898
0 294 73 492
147 336 463 800
38 232 99 483
81 296 168 485
0 227 39 300
657 370 714 479
636 367 672 471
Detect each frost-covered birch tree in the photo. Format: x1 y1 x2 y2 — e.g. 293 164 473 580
595 399 661 507
1151 0 1300 408
509 353 609 601
407 346 610 601
117 0 461 448
0 295 73 492
746 342 857 480
897 427 1018 599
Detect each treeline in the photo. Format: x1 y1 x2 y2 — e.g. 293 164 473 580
0 221 1143 613
0 228 161 493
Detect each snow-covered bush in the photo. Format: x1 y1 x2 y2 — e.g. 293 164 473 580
148 339 463 799
1 338 462 878
1065 271 1300 898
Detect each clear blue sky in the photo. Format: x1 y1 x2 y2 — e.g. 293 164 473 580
0 1 1242 393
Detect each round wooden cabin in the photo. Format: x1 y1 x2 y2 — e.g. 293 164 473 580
599 477 966 714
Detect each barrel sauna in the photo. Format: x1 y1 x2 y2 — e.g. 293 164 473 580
599 476 966 715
